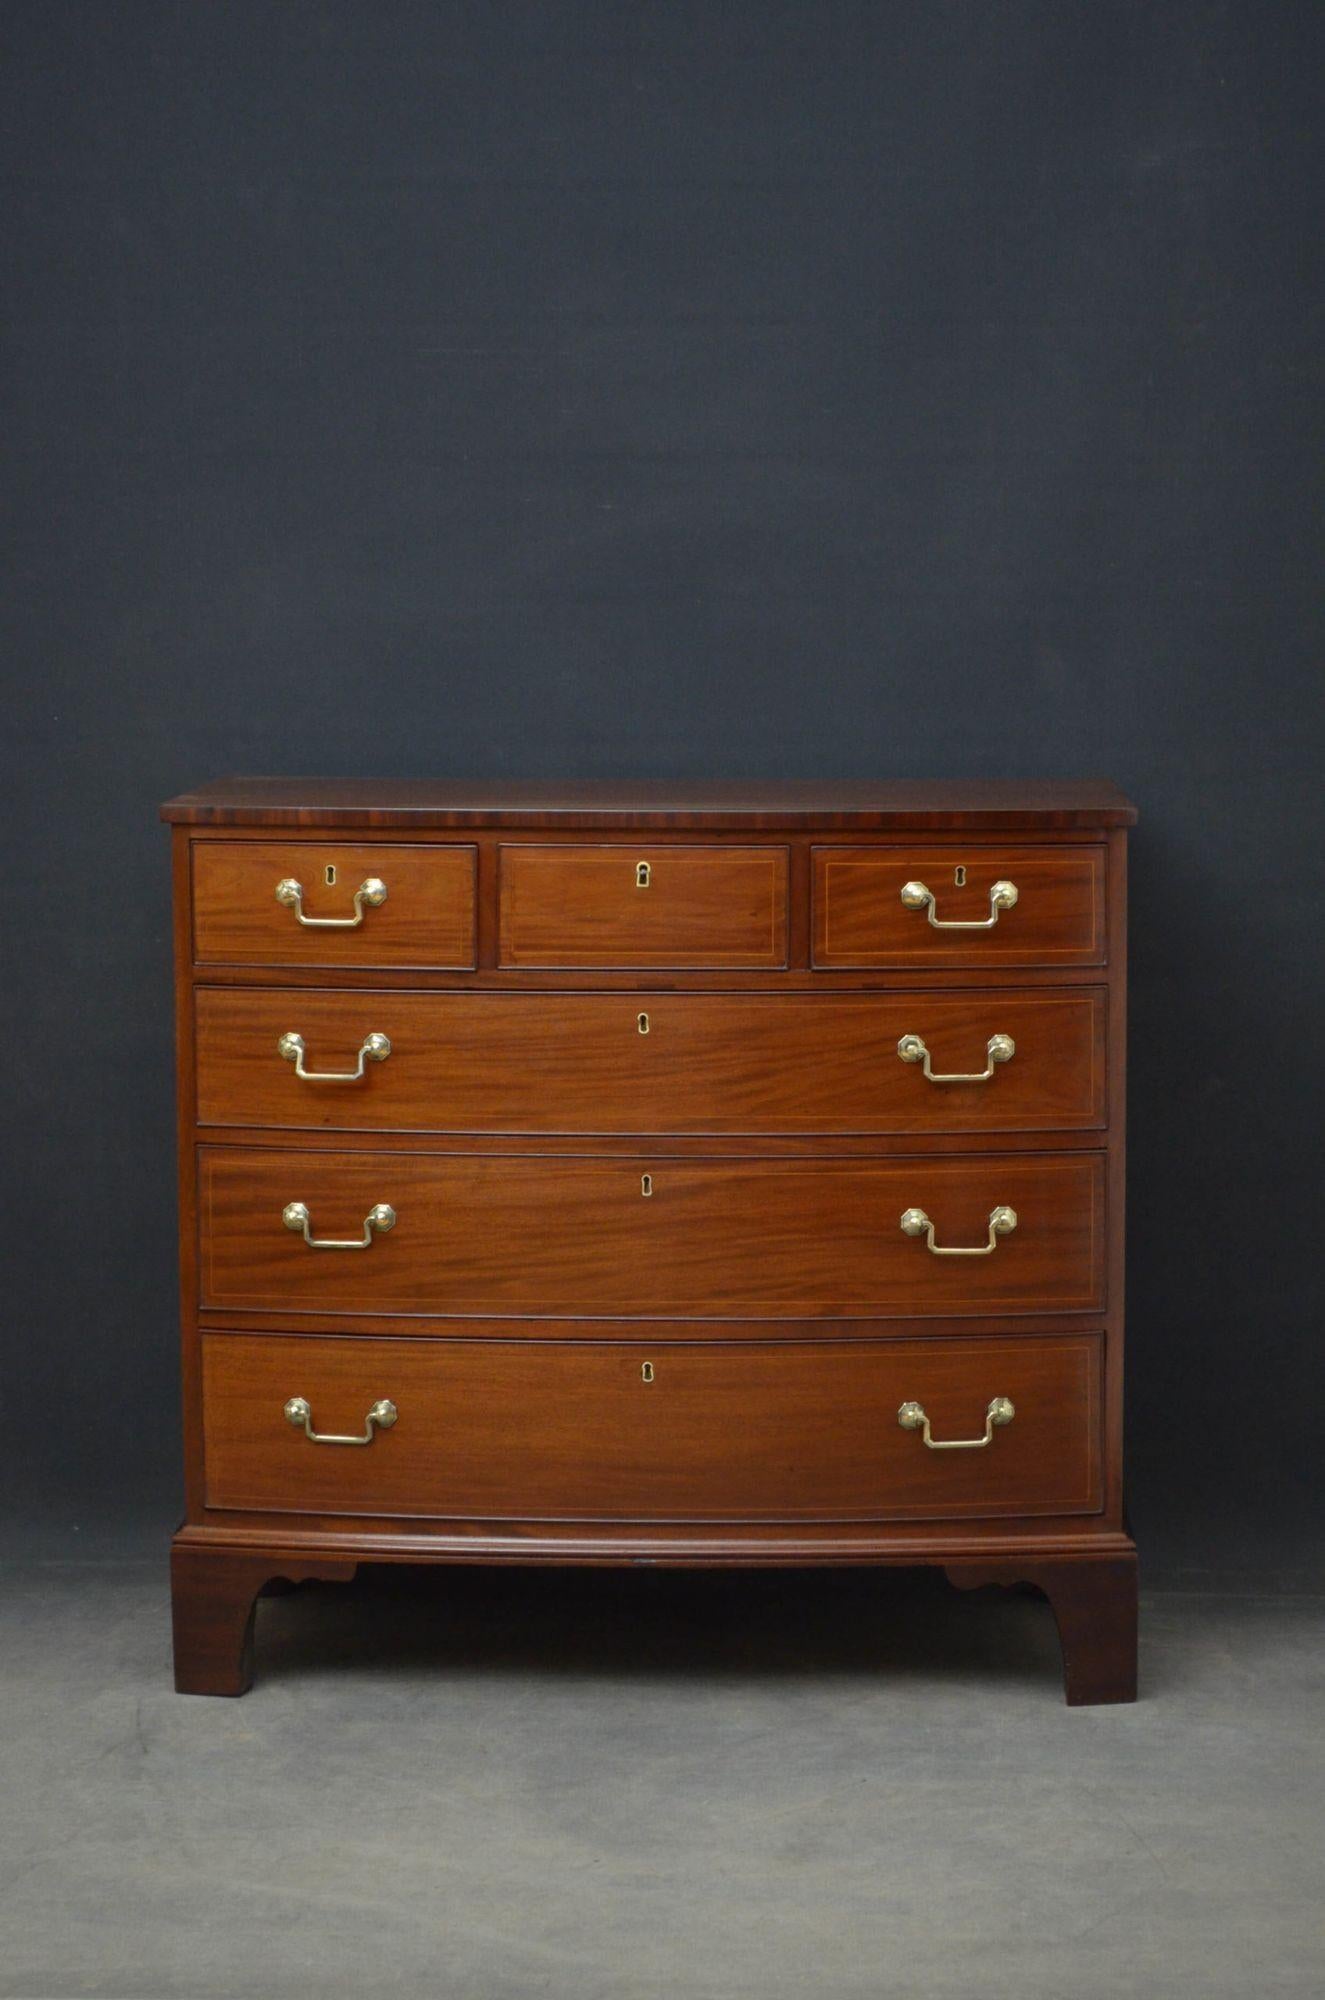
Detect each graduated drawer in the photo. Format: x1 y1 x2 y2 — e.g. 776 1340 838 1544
199 1149 1104 1319
195 987 1106 1135
813 845 1105 967
498 844 788 967
201 1330 1103 1521
192 842 476 968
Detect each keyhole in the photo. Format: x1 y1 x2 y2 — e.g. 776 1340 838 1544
641 1174 653 1197
635 861 651 888
641 1362 655 1384
637 1012 650 1035
324 864 337 887
954 864 966 888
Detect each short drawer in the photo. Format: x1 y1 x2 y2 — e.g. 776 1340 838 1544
195 987 1106 1135
192 842 476 968
813 845 1105 967
498 845 789 967
201 1331 1103 1522
199 1148 1105 1319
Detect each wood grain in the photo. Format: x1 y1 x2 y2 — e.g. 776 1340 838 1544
192 841 477 968
166 783 1136 1703
946 1552 1138 1704
498 844 789 967
194 986 1107 1135
161 778 1139 830
199 1147 1105 1318
813 844 1105 967
171 1543 357 1695
201 1331 1103 1522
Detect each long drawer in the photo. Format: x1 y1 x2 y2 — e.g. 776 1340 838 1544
202 1330 1103 1521
195 987 1107 1135
199 1149 1105 1319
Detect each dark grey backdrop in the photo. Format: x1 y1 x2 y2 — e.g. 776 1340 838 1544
4 2 1322 1570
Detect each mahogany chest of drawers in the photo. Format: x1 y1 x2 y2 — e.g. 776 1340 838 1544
162 780 1138 1704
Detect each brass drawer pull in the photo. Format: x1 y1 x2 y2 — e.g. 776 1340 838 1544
284 1395 398 1446
274 875 387 928
900 1205 1017 1255
900 878 1017 929
278 1030 392 1081
282 1200 396 1249
897 1396 1015 1450
897 1032 1015 1083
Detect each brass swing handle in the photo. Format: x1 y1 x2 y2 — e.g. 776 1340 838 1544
900 878 1017 929
275 876 387 928
897 1032 1014 1083
278 1030 391 1081
283 1200 396 1250
284 1395 397 1446
900 1205 1017 1255
898 1396 1015 1450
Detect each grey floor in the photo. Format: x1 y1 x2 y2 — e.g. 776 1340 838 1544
1 1559 1322 2000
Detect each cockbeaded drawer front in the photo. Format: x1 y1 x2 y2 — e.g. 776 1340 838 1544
813 845 1105 967
199 1148 1104 1319
201 1330 1103 1522
195 986 1106 1135
192 842 477 968
498 844 789 967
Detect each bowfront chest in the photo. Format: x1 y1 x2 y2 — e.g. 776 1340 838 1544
163 781 1138 1703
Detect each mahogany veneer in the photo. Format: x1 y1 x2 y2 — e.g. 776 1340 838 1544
164 780 1138 1703
195 988 1106 1135
813 844 1105 967
193 841 477 968
202 1332 1103 1521
199 1148 1105 1319
498 843 789 967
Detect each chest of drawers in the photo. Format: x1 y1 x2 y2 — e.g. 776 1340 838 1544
163 780 1138 1704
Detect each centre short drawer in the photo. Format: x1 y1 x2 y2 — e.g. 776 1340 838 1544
498 844 789 966
199 1149 1105 1319
195 987 1106 1134
201 1330 1103 1521
192 841 477 968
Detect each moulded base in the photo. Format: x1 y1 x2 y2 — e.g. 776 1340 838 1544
170 1523 1138 1704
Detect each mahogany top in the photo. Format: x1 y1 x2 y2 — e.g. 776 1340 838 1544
162 778 1137 831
